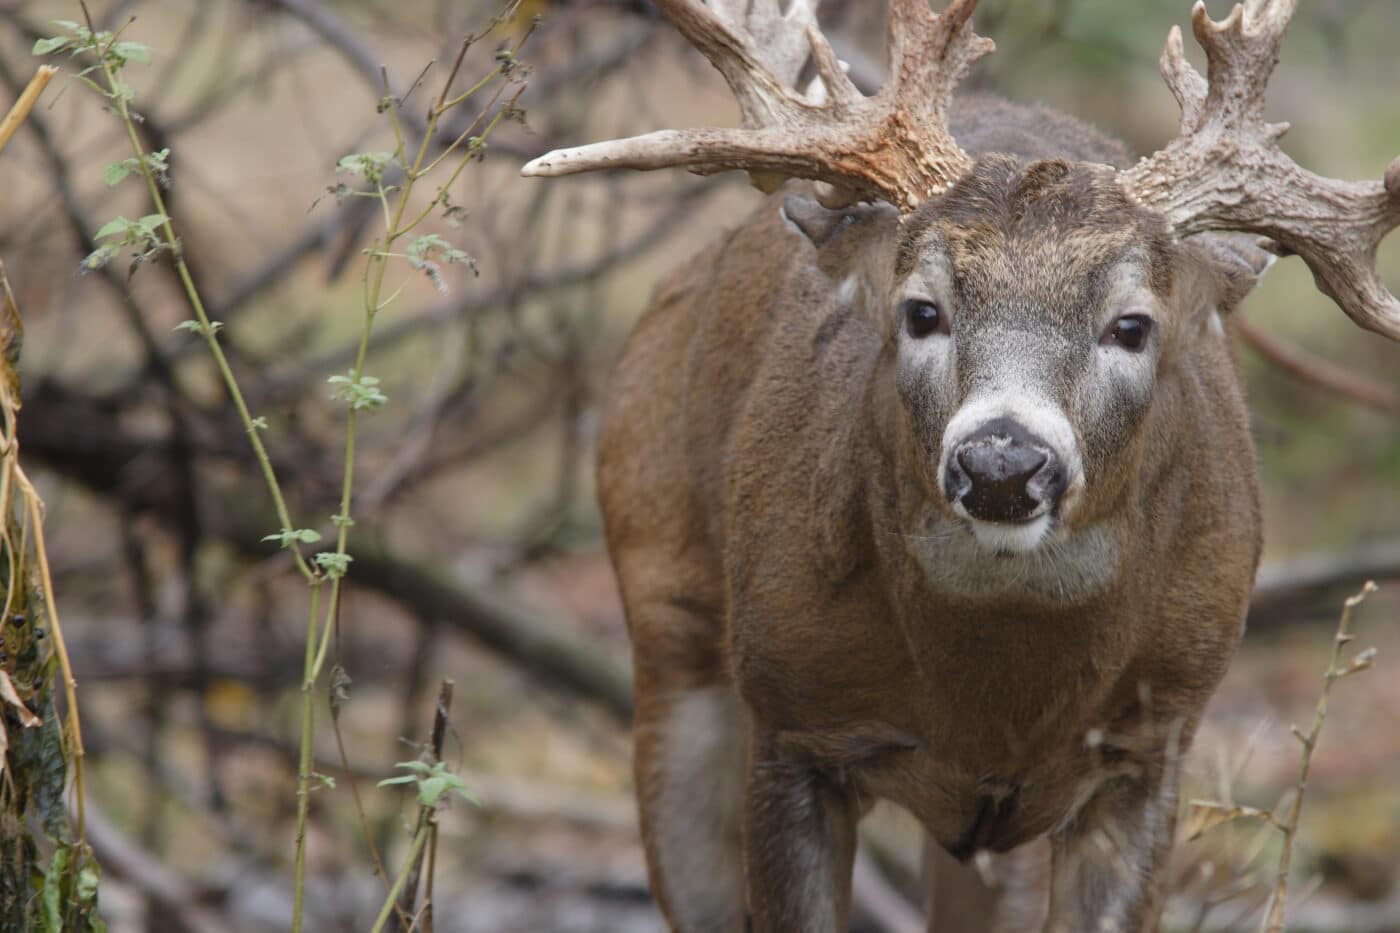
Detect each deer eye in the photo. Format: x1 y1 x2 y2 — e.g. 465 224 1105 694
1101 314 1153 351
903 299 946 338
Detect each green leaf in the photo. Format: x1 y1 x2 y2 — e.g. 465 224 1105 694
76 860 105 932
405 234 444 258
328 372 388 411
76 864 99 903
103 161 133 187
93 217 130 241
261 528 322 549
378 760 481 810
39 846 68 933
417 775 450 808
32 36 70 56
335 151 395 184
313 551 353 580
110 41 151 65
405 234 475 294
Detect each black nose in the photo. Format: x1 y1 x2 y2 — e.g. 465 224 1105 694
944 417 1067 523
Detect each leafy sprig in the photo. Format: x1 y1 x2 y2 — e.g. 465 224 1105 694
378 760 480 810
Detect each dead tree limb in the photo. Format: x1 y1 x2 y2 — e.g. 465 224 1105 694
1238 317 1400 413
81 803 232 933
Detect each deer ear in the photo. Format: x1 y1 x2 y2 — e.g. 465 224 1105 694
782 194 896 249
1194 233 1278 315
782 194 852 247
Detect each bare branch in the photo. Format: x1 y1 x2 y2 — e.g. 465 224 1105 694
1236 317 1400 413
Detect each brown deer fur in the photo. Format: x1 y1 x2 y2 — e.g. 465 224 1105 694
598 99 1267 932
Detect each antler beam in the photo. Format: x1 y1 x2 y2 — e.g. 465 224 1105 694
522 0 994 211
1121 0 1400 339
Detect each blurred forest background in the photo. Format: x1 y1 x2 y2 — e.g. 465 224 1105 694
0 0 1398 930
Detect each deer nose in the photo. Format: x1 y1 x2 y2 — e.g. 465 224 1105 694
944 418 1067 523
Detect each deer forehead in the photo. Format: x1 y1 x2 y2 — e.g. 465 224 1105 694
897 157 1175 322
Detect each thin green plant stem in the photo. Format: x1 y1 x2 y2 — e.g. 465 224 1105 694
329 709 403 904
68 12 527 927
94 46 315 585
370 820 432 933
296 52 525 922
290 582 323 933
84 31 341 928
293 58 453 925
423 821 439 933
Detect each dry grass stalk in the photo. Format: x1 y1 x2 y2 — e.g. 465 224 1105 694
1260 580 1378 931
0 65 57 156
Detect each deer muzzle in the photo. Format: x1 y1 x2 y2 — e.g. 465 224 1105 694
944 416 1069 529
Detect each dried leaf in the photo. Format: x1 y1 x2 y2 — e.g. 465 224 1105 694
0 259 23 401
0 670 38 728
1185 799 1272 841
13 689 70 840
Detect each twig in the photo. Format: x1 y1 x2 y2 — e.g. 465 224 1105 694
0 64 56 155
1237 317 1400 413
0 258 90 846
328 677 409 929
395 678 454 930
1260 581 1378 932
370 820 431 933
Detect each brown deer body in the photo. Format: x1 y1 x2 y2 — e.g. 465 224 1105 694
600 108 1261 931
524 1 1400 929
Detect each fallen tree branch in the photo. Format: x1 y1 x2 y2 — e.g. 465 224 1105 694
1237 317 1400 414
343 537 635 720
81 802 232 933
1252 538 1400 615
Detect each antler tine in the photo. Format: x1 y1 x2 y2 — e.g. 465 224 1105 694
654 0 819 129
1122 0 1400 339
1158 26 1207 133
881 0 992 192
522 1 993 212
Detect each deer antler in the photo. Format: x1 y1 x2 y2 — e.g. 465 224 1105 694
1121 0 1400 340
521 0 994 211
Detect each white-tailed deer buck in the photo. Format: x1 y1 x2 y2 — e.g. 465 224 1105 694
524 0 1400 929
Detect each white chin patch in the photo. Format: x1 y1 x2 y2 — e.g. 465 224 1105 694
966 513 1052 555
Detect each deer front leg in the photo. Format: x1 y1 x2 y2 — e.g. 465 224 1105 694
744 733 861 933
635 680 748 933
1044 774 1177 933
